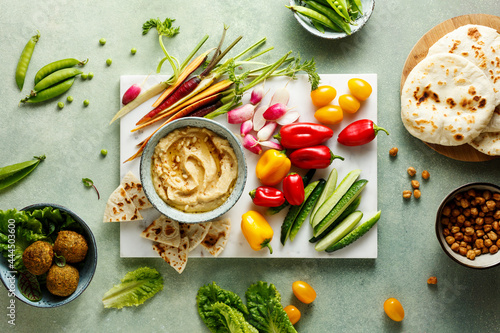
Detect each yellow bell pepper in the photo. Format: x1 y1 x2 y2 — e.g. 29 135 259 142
241 210 273 254
255 149 291 186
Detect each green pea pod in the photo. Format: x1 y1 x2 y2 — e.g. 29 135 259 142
15 31 40 90
286 5 339 31
304 0 351 34
21 78 75 104
0 155 46 191
350 0 363 14
326 0 350 22
34 58 88 85
289 179 326 241
34 68 82 92
312 20 326 33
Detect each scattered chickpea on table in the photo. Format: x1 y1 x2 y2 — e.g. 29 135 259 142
427 276 437 285
389 147 398 157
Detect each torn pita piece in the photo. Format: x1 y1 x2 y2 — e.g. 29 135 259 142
153 237 189 274
103 185 143 222
180 222 212 252
141 215 181 248
201 218 231 257
121 171 152 210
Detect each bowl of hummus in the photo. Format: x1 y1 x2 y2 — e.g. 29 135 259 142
140 117 247 223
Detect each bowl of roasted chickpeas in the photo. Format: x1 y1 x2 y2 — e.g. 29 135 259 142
436 183 500 269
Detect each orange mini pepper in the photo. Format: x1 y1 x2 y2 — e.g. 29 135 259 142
255 149 291 186
241 211 273 254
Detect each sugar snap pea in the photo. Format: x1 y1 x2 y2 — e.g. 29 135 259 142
326 0 350 22
34 58 88 85
304 0 350 34
286 5 338 31
34 68 82 92
0 155 45 191
349 0 363 15
15 31 40 90
21 78 75 104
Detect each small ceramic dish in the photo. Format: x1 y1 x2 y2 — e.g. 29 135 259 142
140 117 247 224
0 203 97 307
436 182 500 269
289 0 375 39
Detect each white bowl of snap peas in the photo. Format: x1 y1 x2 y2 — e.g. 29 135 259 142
288 0 375 39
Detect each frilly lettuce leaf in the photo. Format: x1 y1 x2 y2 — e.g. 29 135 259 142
245 281 297 333
102 267 163 309
212 302 258 333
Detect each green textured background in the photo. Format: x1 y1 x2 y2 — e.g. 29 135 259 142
1 1 500 332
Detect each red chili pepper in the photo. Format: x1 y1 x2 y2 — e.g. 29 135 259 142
337 119 389 146
282 173 304 206
289 145 344 169
249 186 286 207
275 122 334 149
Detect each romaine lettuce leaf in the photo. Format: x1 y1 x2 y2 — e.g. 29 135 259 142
212 302 258 333
102 267 163 309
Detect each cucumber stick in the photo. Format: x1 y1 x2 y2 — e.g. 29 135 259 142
326 210 381 252
280 181 319 245
310 168 337 225
313 179 368 236
311 169 361 228
315 211 363 251
290 179 326 241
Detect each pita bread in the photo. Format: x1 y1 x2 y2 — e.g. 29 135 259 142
401 53 495 145
180 222 212 252
201 218 231 257
153 238 188 274
103 185 143 222
469 131 500 155
141 215 180 247
121 171 152 210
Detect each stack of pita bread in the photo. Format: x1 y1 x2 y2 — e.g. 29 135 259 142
103 171 152 222
401 24 500 155
141 216 231 273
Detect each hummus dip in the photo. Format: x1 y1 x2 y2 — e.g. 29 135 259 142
151 127 238 213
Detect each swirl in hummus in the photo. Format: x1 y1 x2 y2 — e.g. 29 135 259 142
151 127 238 213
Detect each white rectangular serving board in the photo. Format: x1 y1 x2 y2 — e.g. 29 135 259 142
119 74 378 258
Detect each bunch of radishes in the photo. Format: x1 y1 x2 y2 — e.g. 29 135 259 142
227 84 300 154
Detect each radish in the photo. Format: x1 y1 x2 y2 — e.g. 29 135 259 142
276 110 300 125
270 86 289 106
240 119 253 137
227 104 255 124
263 103 288 120
122 84 142 105
250 84 265 105
259 141 283 150
257 122 278 141
253 104 269 131
243 134 262 154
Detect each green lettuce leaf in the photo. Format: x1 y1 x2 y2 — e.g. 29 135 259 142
245 281 297 333
197 282 249 333
212 302 258 333
102 267 163 309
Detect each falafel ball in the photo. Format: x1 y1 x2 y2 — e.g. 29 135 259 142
46 264 79 297
53 230 88 263
22 241 53 275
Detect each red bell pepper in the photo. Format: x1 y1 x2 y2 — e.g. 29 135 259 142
249 186 286 207
275 122 334 149
289 145 344 169
282 173 305 206
337 119 389 146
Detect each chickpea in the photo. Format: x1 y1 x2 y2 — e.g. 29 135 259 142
459 247 468 256
497 239 500 247
475 239 484 248
493 210 500 220
481 247 488 254
464 220 472 227
465 227 475 236
427 276 437 285
476 230 485 238
407 167 417 177
463 235 472 243
460 199 470 209
446 236 456 245
452 209 461 217
467 189 476 197
467 250 476 260
487 231 498 241
476 197 486 205
486 200 496 211
493 193 500 201
457 215 466 224
454 232 464 241
470 207 479 216
403 190 412 199
463 208 471 217
484 224 493 233
484 239 493 248
476 217 484 226
455 193 463 201
413 189 421 199
441 217 450 226
490 245 499 254
442 206 451 216
422 170 430 180
411 180 420 189
451 226 460 233
483 191 492 200
493 221 500 231
450 243 459 252
460 241 467 247
389 147 398 156
443 228 450 236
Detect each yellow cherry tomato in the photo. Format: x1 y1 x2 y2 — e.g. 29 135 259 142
292 281 317 304
310 85 337 107
338 94 361 114
348 78 372 101
284 305 301 325
384 298 404 322
314 105 343 125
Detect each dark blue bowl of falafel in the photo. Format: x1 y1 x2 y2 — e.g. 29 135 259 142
0 203 97 308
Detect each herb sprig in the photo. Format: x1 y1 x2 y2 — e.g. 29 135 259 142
82 178 100 200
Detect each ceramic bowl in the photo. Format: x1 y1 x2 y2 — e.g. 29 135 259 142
140 117 247 224
289 0 375 39
435 182 500 269
0 203 97 307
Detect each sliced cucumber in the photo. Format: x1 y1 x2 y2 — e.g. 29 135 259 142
311 169 361 228
310 168 337 225
313 179 368 236
290 179 326 241
326 210 381 252
315 211 363 251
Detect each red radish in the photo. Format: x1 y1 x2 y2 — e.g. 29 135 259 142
270 86 289 106
257 122 278 141
253 104 269 131
259 141 283 150
122 84 142 105
227 104 256 124
240 120 253 137
337 119 389 146
243 134 262 154
250 85 265 105
263 103 288 120
276 110 300 125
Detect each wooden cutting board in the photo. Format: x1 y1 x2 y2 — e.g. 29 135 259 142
400 14 500 162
